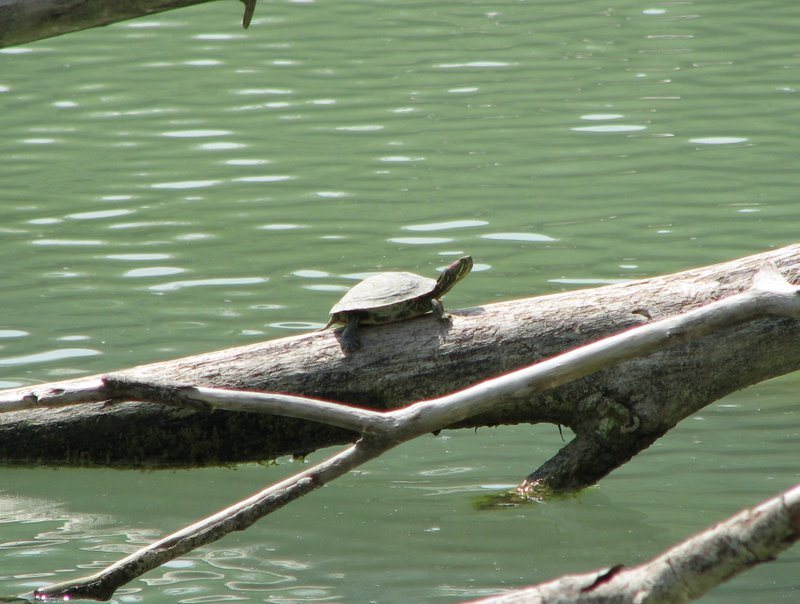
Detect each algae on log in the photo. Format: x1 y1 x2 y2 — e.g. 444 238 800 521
1 244 799 470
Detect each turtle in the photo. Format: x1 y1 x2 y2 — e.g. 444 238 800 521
323 255 473 352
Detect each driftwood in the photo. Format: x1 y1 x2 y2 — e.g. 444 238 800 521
470 482 800 604
24 263 800 600
0 0 254 49
2 244 800 491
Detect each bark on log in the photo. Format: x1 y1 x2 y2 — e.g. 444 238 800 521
0 0 219 49
1 244 799 478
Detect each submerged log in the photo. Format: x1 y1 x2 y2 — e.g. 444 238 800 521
1 244 800 477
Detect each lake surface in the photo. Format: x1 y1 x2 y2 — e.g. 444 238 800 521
1 1 799 601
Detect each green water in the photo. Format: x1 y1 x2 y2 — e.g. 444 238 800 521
1 0 799 601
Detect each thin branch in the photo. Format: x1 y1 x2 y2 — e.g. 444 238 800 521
30 438 387 601
103 377 390 435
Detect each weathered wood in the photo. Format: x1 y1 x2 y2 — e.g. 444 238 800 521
470 482 800 604
1 244 800 471
0 0 220 49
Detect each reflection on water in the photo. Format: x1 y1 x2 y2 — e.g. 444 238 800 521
1 0 800 601
0 477 321 602
0 348 101 367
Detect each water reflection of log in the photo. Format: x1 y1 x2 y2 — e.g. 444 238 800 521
2 243 799 485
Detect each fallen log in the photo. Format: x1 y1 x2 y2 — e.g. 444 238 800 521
1 244 799 487
27 274 800 601
0 0 249 49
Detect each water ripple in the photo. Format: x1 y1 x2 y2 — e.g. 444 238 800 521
199 142 246 150
434 61 514 69
580 113 624 121
0 348 101 366
20 138 59 145
293 270 329 278
192 33 240 41
106 253 172 261
149 277 267 292
268 322 320 331
257 224 307 231
403 220 488 232
183 59 223 67
226 579 294 591
303 284 348 292
151 180 221 189
418 466 472 477
379 155 425 162
109 220 190 230
181 595 249 603
572 124 647 133
689 136 748 145
224 158 271 166
235 88 293 96
124 267 187 278
142 569 224 587
0 539 68 550
68 209 135 220
0 330 28 338
232 175 295 183
335 125 384 132
482 232 558 243
388 237 454 245
162 130 231 138
31 239 105 246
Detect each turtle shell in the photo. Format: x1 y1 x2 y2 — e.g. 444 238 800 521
330 271 437 320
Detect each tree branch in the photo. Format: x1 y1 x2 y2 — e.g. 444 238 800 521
30 441 378 601
468 482 800 603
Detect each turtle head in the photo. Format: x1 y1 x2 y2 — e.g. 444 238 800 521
434 255 473 296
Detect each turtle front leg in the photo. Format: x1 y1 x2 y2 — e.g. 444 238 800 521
430 298 451 322
340 315 362 352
